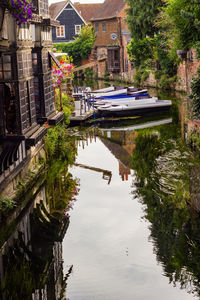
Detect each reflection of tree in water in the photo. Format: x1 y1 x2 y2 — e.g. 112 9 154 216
131 123 200 297
0 138 79 299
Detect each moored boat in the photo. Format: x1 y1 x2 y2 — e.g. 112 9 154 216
97 98 172 117
94 95 155 107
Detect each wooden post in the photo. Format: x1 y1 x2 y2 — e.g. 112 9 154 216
59 85 63 111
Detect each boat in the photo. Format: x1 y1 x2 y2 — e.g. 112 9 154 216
97 98 172 117
93 95 154 107
91 86 115 93
88 88 128 99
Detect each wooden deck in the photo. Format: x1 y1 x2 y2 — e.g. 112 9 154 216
73 61 97 72
70 98 97 124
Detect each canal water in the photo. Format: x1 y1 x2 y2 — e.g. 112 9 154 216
1 83 200 299
63 117 199 300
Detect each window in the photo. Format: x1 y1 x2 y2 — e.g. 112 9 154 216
102 23 106 33
125 58 129 72
95 23 99 33
75 25 81 35
18 23 31 40
0 55 12 80
33 77 40 115
31 24 35 42
107 48 120 73
32 53 38 73
56 26 65 38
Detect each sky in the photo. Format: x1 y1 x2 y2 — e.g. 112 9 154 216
49 0 104 4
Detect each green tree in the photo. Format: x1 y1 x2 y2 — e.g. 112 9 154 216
125 0 163 40
158 0 200 50
54 25 96 66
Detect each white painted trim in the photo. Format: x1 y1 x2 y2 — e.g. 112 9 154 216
75 24 82 35
55 0 87 25
56 25 65 38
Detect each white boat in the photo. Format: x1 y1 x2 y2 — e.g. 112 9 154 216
88 88 128 99
94 96 155 107
97 98 172 117
92 86 115 93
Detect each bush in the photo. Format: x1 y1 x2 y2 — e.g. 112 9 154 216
127 37 155 67
157 74 177 90
54 25 96 67
190 68 200 118
0 196 15 212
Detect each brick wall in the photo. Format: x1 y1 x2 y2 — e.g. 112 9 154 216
93 19 120 48
176 49 200 92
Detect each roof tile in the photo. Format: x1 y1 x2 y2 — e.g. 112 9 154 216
91 0 126 21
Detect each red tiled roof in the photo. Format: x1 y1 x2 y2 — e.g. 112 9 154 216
91 0 126 21
49 1 103 23
49 0 68 20
74 3 103 23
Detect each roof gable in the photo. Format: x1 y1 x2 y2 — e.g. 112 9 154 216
91 0 126 21
49 0 86 23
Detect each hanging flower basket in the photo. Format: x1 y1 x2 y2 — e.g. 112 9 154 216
7 0 33 25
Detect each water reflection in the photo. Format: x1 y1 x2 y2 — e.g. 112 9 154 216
63 114 200 300
131 119 200 297
0 155 79 299
1 93 200 299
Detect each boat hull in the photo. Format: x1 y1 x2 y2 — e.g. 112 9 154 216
97 103 171 118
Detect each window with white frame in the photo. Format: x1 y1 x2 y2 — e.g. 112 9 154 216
56 26 65 38
75 25 81 35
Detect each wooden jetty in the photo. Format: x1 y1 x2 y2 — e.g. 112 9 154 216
70 96 97 125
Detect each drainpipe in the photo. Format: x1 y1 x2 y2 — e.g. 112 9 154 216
118 17 124 73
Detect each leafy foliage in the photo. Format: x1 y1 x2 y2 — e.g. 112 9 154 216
127 37 155 67
190 68 200 119
54 25 96 66
158 0 200 50
0 196 15 212
131 123 200 296
125 0 163 40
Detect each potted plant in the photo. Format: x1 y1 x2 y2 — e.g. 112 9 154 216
7 0 33 25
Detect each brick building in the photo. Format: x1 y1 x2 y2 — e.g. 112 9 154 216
90 0 131 77
0 0 64 190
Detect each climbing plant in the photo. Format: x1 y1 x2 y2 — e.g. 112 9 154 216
190 67 200 119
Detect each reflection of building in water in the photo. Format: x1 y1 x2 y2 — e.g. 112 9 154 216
99 130 137 181
119 161 130 181
0 177 70 300
74 128 136 181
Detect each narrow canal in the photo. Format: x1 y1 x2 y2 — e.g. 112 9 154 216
1 84 200 299
63 115 199 300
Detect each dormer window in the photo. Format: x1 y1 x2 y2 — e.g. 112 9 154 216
75 25 81 35
0 55 12 80
56 26 65 38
